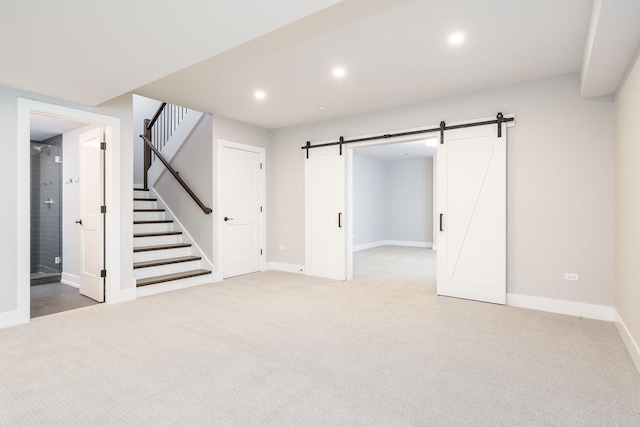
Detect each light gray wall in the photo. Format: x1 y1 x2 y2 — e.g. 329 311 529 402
386 158 433 243
267 72 615 307
132 95 163 187
615 55 640 355
0 86 133 316
353 153 387 246
154 114 214 260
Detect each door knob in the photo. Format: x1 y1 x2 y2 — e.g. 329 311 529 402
224 216 234 222
75 219 83 225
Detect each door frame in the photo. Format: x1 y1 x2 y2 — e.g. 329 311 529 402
16 99 121 325
215 139 266 281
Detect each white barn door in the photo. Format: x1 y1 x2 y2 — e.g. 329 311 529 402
437 123 506 304
305 146 346 280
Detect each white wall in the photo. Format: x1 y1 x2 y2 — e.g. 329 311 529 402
154 114 214 260
614 55 640 368
0 85 133 321
352 154 433 247
133 95 163 187
268 72 615 308
353 153 386 246
386 158 433 244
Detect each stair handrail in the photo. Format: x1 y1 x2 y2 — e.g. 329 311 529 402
139 134 212 214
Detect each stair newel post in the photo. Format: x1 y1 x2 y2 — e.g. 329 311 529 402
143 118 152 190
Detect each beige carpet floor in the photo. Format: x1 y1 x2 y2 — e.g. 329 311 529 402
0 246 639 426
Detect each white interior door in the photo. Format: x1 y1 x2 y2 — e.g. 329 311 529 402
305 146 346 280
79 127 104 302
437 123 506 304
221 143 264 279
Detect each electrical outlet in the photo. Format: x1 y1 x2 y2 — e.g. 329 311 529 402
564 273 579 282
279 245 285 251
54 256 61 264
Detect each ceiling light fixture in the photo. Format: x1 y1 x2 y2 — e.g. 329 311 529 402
318 104 327 111
254 90 266 100
448 32 465 46
424 138 438 147
332 67 346 78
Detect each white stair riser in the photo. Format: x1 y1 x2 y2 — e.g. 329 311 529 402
136 273 214 298
134 222 173 234
134 190 149 198
133 234 181 247
134 260 202 279
133 246 192 263
134 211 165 221
134 200 157 209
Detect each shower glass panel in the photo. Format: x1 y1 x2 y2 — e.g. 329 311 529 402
30 136 63 285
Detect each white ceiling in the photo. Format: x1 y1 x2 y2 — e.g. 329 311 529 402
30 114 87 141
2 0 638 131
137 0 595 129
354 139 436 162
0 0 341 105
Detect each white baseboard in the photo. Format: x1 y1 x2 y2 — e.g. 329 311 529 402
109 288 137 304
614 310 640 374
506 293 614 321
353 241 386 252
353 240 433 252
61 273 79 288
266 262 305 274
0 309 28 329
385 240 432 248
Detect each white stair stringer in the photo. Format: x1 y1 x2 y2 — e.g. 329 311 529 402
147 109 204 187
133 189 214 298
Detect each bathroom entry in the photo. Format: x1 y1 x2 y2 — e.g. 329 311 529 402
29 113 104 317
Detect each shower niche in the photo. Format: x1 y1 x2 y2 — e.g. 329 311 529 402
30 135 63 285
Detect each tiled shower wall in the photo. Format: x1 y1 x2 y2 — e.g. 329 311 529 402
30 135 62 275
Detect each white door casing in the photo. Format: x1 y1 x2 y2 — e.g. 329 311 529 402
437 123 507 304
79 127 105 302
305 145 346 280
220 142 265 279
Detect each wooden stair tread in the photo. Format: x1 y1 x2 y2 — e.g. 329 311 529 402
133 188 148 191
134 197 158 201
134 208 165 212
133 243 191 252
134 256 201 269
134 220 173 224
134 231 182 238
136 269 211 287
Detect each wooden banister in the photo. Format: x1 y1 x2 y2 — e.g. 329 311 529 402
140 134 212 214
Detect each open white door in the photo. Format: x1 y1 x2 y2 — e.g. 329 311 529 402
305 146 346 280
437 123 506 304
79 127 105 302
221 143 264 279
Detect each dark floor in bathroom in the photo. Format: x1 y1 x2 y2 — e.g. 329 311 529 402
31 282 99 318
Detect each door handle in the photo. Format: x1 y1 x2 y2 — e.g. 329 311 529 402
439 214 443 232
75 219 83 225
338 212 342 228
224 216 234 222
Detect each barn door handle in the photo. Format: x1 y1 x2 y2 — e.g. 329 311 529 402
338 213 342 228
224 216 234 222
439 214 443 232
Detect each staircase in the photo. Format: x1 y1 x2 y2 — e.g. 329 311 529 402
133 188 211 293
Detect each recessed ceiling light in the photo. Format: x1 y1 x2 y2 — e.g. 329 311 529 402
424 138 438 147
332 67 346 78
318 104 327 111
448 32 465 46
254 90 266 100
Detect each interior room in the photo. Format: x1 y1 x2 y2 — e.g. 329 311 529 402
0 0 639 425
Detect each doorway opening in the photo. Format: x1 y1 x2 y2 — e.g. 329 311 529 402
349 138 437 291
29 113 105 318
